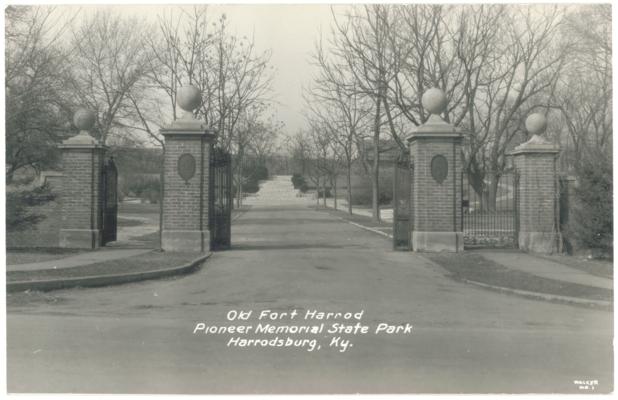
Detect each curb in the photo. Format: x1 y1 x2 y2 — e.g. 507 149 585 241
461 278 612 310
7 253 212 293
321 206 393 239
339 217 393 239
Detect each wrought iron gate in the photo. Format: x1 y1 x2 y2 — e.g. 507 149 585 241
393 151 412 250
461 170 518 248
101 158 118 245
209 146 232 250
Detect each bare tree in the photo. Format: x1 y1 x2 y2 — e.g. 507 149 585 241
329 5 406 222
305 45 367 213
69 10 152 145
385 5 570 207
5 6 77 182
287 129 312 176
306 117 343 208
553 4 611 170
145 7 273 141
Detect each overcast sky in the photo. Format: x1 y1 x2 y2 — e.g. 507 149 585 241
67 4 341 138
211 4 339 135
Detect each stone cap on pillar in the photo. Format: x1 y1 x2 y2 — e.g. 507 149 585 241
510 113 559 155
160 85 216 139
406 88 462 141
59 108 106 149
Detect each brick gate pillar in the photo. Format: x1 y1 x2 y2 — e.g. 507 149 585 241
59 108 107 248
160 86 215 253
511 113 560 254
407 88 464 252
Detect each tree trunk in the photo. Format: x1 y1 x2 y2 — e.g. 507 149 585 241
347 163 353 215
323 177 327 207
372 98 382 223
333 177 338 210
158 147 165 251
322 177 327 208
236 167 242 208
488 172 499 212
316 177 320 208
236 148 244 209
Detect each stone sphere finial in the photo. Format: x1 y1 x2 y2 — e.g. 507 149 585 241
177 85 202 112
73 108 95 131
525 113 547 136
422 88 447 115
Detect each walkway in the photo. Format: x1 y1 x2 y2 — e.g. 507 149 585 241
243 175 312 207
481 251 613 290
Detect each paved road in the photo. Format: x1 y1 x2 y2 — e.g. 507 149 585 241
7 204 613 394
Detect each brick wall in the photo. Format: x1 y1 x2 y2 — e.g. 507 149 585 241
410 137 463 232
515 153 558 234
60 148 105 231
162 137 210 232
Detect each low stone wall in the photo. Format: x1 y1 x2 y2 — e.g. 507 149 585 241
6 172 63 249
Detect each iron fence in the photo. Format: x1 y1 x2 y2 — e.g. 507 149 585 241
461 170 518 248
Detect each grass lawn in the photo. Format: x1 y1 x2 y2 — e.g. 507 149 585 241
7 251 202 282
319 206 393 229
118 202 160 214
128 231 160 247
117 217 147 227
425 252 612 302
7 248 87 265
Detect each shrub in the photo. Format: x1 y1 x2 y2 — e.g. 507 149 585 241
291 173 306 189
253 165 269 181
317 188 332 198
120 174 161 203
568 157 612 257
243 178 260 193
350 176 393 206
299 182 309 193
242 163 268 181
7 184 56 231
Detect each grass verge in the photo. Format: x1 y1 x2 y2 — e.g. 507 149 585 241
535 254 613 279
425 252 612 302
7 251 200 282
7 248 87 265
319 206 392 229
117 217 147 227
118 202 160 214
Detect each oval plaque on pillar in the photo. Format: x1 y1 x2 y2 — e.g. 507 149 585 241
431 154 448 184
178 153 196 183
